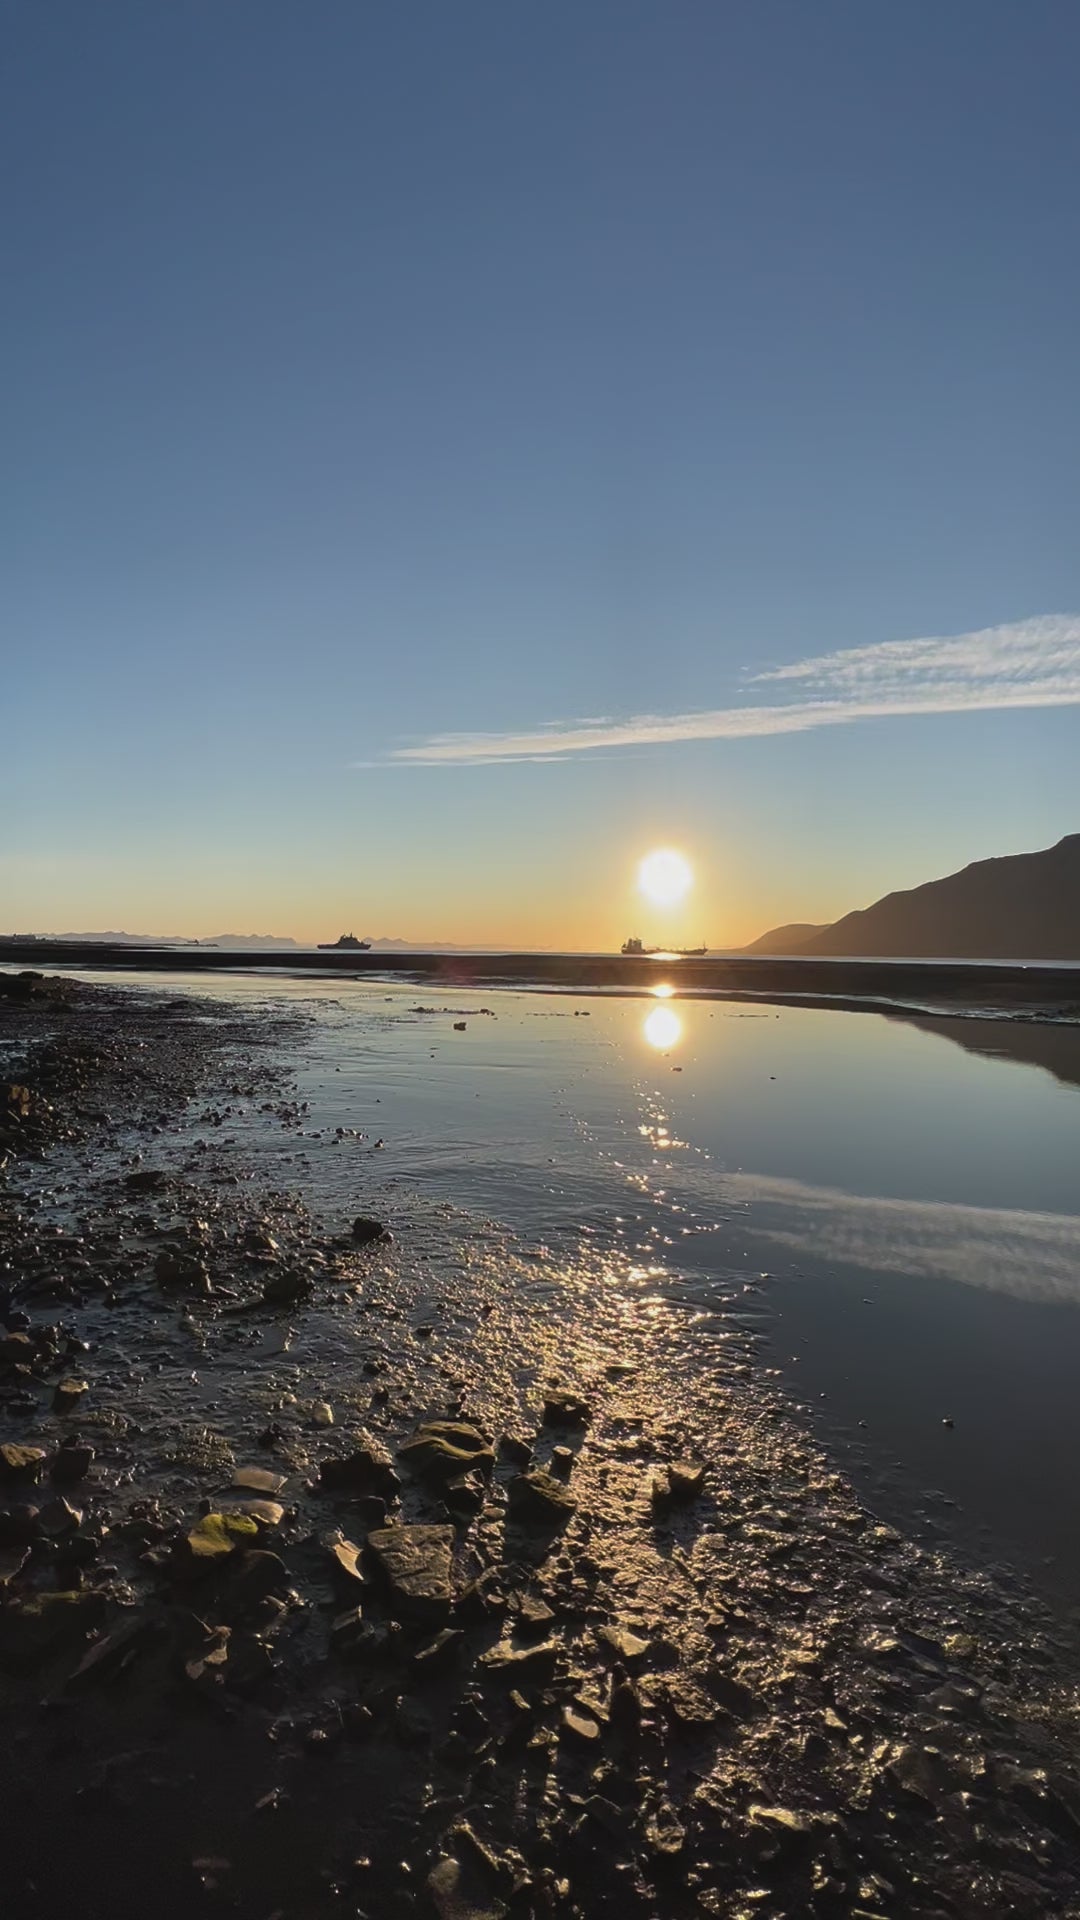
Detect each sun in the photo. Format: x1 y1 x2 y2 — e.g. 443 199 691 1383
638 847 693 908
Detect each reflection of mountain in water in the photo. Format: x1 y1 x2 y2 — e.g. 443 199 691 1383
895 1013 1080 1093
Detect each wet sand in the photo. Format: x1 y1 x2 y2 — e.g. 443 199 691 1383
2 971 1080 1919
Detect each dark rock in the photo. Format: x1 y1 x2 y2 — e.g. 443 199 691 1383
351 1216 388 1246
542 1390 591 1429
456 1568 508 1624
124 1168 168 1192
154 1247 212 1295
507 1469 576 1529
496 1433 532 1467
49 1440 94 1485
0 1589 109 1670
260 1267 312 1305
52 1378 89 1415
67 1613 162 1688
667 1460 706 1501
645 1799 686 1857
366 1523 455 1622
608 1666 642 1745
444 1472 486 1518
215 1549 290 1622
37 1496 83 1537
0 1544 29 1587
516 1594 555 1636
550 1446 574 1479
0 1333 34 1366
413 1627 464 1678
318 1434 400 1501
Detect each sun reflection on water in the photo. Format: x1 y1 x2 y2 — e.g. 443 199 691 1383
643 1004 683 1052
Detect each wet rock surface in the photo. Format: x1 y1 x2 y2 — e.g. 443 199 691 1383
1 976 1079 1918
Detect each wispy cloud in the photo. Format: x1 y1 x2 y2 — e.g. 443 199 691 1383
385 613 1080 766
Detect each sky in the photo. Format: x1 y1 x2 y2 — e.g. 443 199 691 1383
3 1 1080 949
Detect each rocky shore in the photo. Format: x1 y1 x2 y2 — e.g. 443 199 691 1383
1 971 1079 1920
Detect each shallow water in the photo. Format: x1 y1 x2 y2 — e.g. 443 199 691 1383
36 968 1080 1605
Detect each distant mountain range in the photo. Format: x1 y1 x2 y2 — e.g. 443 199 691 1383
745 834 1080 960
3 930 476 952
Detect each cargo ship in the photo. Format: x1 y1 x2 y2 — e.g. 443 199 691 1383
621 937 707 957
317 933 372 951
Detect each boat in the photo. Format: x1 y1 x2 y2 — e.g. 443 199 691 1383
621 937 707 957
317 932 372 951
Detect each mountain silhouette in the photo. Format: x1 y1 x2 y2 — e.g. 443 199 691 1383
745 834 1080 960
740 922 830 955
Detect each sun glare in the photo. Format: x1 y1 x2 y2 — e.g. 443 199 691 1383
643 1004 683 1051
638 847 693 907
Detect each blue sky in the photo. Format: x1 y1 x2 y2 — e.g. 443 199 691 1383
4 2 1079 944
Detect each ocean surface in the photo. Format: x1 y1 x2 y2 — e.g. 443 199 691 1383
25 968 1080 1609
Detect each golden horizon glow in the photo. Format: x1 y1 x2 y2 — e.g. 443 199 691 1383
637 847 693 908
643 1004 683 1051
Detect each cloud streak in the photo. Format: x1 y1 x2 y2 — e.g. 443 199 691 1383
387 613 1080 766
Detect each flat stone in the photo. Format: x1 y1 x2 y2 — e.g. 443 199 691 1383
0 1445 46 1483
507 1468 576 1528
496 1433 532 1466
747 1803 838 1842
398 1422 494 1484
329 1536 366 1584
0 1333 34 1366
186 1511 260 1560
231 1499 284 1529
366 1523 455 1622
597 1624 651 1666
479 1639 560 1684
560 1704 601 1745
232 1467 286 1495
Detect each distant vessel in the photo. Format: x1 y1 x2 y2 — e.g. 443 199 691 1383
318 932 372 951
621 937 707 957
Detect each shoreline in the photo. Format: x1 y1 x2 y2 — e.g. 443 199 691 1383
4 938 1080 1020
2 973 1080 1917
